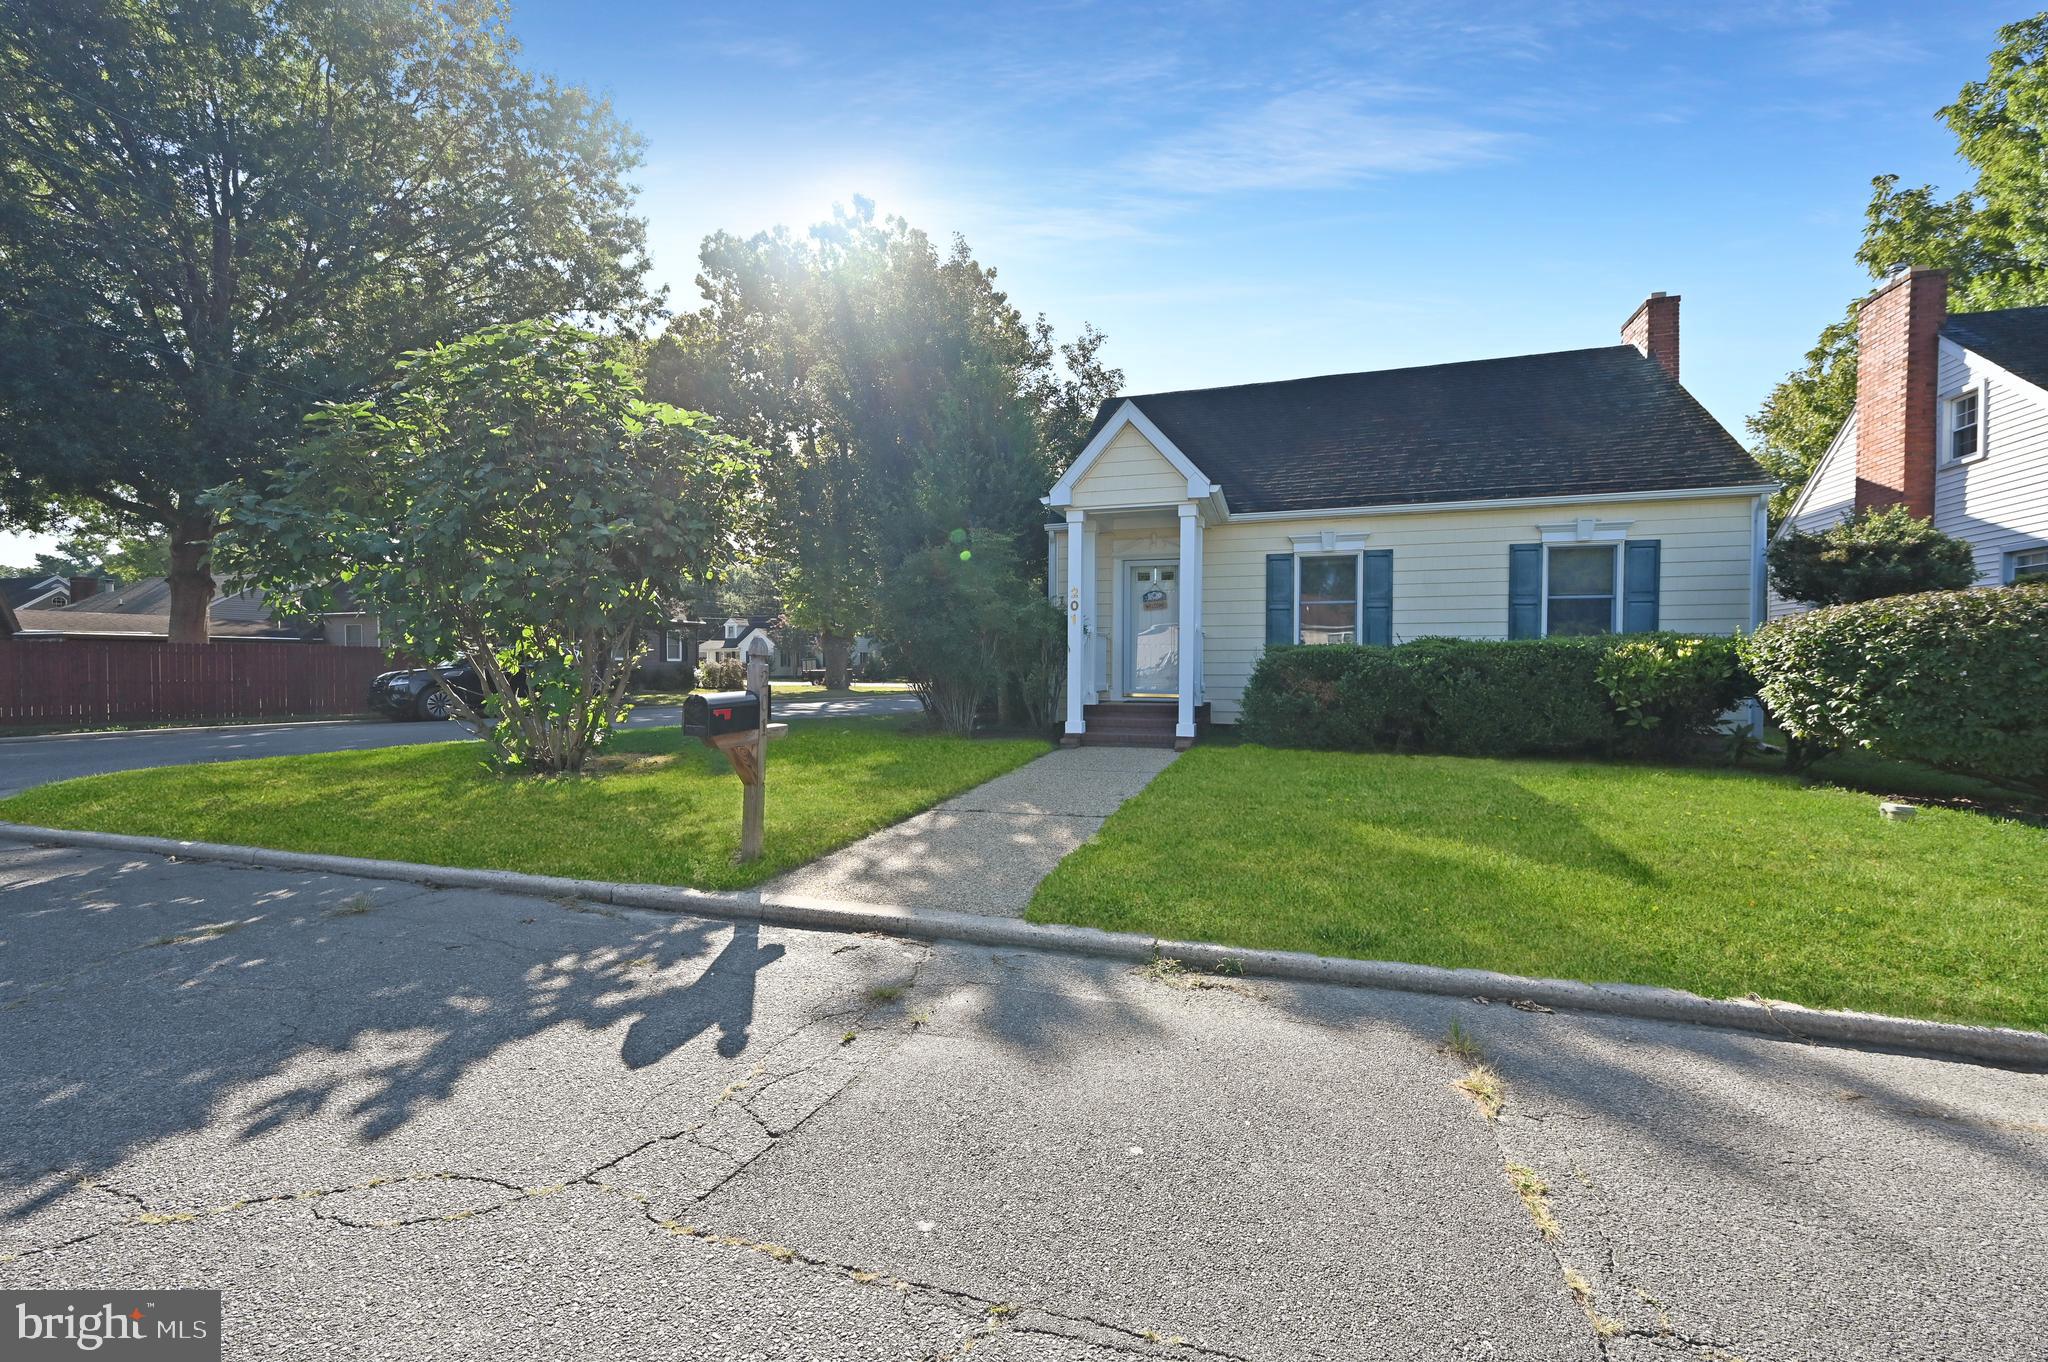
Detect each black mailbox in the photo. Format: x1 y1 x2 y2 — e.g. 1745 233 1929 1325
682 690 768 739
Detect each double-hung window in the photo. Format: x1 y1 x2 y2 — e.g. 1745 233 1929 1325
1297 554 1360 644
1943 387 1983 463
2008 547 2048 584
665 632 685 663
1544 544 1619 636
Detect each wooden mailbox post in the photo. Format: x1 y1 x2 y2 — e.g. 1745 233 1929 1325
683 634 786 863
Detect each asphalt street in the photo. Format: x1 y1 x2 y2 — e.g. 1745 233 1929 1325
0 694 922 798
2 841 2041 1360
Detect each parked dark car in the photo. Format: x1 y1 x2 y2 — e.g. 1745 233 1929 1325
367 660 484 721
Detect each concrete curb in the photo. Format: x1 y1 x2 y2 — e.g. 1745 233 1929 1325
3 820 2042 1068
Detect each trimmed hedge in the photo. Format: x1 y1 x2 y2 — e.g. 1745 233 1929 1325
1239 634 1747 758
1742 583 2048 797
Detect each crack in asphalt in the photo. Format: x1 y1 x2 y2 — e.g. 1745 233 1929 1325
3 944 1256 1360
1453 1064 1757 1362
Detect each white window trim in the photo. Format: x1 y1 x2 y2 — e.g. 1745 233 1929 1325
665 633 684 663
1940 382 1987 465
1540 541 1623 638
1293 547 1365 645
1536 517 1633 544
2006 545 2048 584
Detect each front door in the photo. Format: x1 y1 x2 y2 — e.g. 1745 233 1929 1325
1123 562 1179 698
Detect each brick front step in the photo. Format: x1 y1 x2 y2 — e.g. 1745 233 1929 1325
1071 701 1207 749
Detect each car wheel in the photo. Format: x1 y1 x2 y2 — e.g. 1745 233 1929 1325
419 687 453 721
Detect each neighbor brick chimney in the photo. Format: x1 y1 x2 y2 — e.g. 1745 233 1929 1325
1854 266 1946 518
67 576 99 603
1622 292 1680 382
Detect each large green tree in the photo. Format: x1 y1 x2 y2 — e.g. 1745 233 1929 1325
0 0 652 640
212 321 758 772
647 200 1119 689
1751 12 2048 520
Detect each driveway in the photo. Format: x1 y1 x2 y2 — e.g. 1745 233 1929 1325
0 694 921 798
2 842 2041 1360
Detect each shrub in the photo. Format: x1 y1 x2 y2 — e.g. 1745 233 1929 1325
1397 637 1615 756
1742 583 2048 797
695 658 746 690
877 541 1046 736
1240 634 1749 759
1767 505 1979 606
1596 635 1750 753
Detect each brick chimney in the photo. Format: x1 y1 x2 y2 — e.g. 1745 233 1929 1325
67 576 99 603
1622 292 1680 382
1854 266 1947 518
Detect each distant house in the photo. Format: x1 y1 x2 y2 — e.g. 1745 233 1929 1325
1768 267 2048 618
1046 291 1776 746
10 577 322 641
698 616 780 670
2 574 94 611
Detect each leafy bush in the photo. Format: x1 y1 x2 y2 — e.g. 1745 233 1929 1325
696 658 746 691
1768 505 1979 606
1742 583 2048 796
1240 634 1748 759
1396 637 1615 756
878 541 1048 736
1596 635 1751 752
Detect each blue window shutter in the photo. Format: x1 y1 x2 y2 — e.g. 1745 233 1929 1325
1265 554 1294 646
1624 540 1661 632
1508 544 1541 639
1362 550 1393 646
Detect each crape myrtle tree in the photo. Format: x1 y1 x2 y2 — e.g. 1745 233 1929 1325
647 200 1120 705
210 322 759 773
0 0 652 640
1752 13 2048 519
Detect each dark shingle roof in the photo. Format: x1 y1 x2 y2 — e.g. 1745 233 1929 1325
1942 306 2048 392
25 577 311 638
2 574 68 608
1087 346 1768 514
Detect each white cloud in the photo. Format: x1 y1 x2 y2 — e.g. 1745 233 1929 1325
1133 85 1513 192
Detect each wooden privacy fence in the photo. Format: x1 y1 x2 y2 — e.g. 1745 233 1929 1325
0 639 395 726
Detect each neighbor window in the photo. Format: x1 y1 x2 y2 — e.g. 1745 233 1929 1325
1545 544 1618 636
1945 389 1982 462
665 633 684 663
2009 547 2048 583
1297 554 1359 644
343 622 364 647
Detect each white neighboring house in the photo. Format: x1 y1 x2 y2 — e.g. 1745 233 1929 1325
699 617 779 670
1769 267 2048 619
1045 292 1778 748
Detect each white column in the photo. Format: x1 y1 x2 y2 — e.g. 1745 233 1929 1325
1064 509 1089 738
1176 504 1201 740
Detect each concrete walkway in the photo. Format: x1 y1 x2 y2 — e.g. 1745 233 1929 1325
765 745 1178 916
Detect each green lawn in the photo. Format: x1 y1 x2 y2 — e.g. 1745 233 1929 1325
1028 745 2048 1030
0 718 1045 890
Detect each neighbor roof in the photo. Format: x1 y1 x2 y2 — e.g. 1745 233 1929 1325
1086 346 1767 514
13 577 311 639
2 574 70 609
1942 306 2048 393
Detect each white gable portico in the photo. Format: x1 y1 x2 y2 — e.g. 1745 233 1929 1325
1045 402 1227 748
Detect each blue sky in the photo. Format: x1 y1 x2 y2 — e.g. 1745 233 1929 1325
0 0 2023 563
